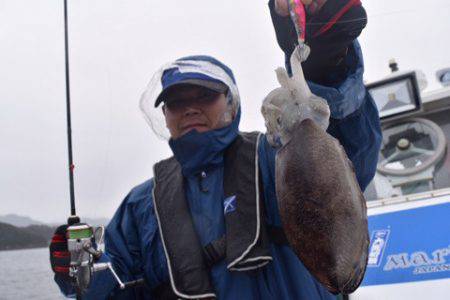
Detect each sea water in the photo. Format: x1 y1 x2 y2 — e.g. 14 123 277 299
0 248 64 300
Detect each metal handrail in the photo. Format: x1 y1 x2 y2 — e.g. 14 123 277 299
367 187 450 209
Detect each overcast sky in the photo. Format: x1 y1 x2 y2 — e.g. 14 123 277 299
1 0 449 223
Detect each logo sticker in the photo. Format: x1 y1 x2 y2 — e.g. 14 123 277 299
368 229 390 267
224 195 236 214
383 246 450 274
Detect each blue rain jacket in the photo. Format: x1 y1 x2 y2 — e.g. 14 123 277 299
56 41 381 299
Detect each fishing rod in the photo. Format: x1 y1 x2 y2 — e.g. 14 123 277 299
64 0 79 226
62 1 144 295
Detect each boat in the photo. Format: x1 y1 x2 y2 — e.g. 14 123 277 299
349 63 450 300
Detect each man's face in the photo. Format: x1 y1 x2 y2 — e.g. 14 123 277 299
163 85 230 139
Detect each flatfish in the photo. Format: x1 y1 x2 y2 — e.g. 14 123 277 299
275 117 369 294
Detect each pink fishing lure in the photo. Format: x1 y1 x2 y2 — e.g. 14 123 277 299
287 0 307 42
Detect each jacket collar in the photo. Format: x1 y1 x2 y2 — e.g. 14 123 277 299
169 110 241 177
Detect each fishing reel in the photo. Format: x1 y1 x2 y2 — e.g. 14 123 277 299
67 222 144 294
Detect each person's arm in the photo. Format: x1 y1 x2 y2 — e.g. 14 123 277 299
308 41 382 191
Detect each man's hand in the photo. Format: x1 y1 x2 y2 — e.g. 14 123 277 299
49 224 71 281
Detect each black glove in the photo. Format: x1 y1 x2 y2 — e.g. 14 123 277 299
49 224 71 281
268 0 367 84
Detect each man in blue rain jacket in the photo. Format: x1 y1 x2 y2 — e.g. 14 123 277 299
50 3 381 299
49 50 380 299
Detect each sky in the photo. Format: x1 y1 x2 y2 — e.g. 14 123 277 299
1 0 449 223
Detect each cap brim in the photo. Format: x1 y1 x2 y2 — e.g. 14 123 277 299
154 79 228 107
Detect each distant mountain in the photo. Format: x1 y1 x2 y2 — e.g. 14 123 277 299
0 214 110 228
25 224 56 243
0 222 51 251
0 214 44 227
0 213 110 251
